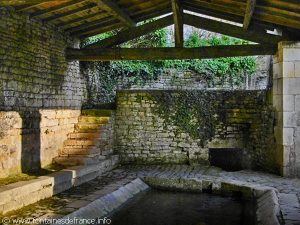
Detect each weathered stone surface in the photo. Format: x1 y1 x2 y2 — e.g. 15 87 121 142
0 8 88 177
115 90 276 172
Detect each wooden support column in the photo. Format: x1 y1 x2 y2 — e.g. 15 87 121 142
171 0 184 47
243 0 256 30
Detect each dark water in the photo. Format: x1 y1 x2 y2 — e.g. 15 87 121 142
107 189 255 225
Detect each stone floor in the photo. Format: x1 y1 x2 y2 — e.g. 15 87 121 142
2 165 300 224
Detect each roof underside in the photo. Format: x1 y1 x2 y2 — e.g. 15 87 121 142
1 0 300 40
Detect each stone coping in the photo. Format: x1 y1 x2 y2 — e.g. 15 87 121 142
143 176 281 225
58 178 149 224
60 176 280 225
0 156 119 214
117 89 268 94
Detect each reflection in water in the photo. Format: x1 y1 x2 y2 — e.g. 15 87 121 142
107 189 255 225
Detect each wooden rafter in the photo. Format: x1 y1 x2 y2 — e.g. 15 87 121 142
184 13 283 45
0 0 48 6
171 0 184 47
43 3 97 22
30 0 85 18
66 44 276 61
66 15 112 33
243 0 256 30
57 11 103 28
98 0 136 27
84 15 174 49
76 21 122 39
16 1 53 11
73 7 172 38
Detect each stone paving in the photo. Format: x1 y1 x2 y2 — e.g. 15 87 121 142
2 165 300 224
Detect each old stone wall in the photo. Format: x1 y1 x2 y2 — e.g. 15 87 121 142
127 56 271 91
0 8 87 177
115 90 278 173
273 41 300 177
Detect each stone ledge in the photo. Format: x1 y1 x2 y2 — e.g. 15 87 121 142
0 156 119 214
143 176 282 225
58 178 149 222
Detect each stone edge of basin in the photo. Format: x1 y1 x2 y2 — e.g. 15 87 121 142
144 176 281 225
58 178 150 223
0 155 119 214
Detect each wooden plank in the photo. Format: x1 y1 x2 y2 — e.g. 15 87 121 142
184 13 283 45
0 0 48 6
43 3 96 22
98 0 136 27
171 0 184 47
30 0 85 18
243 0 256 30
74 7 172 38
84 15 173 49
66 44 277 61
16 1 54 11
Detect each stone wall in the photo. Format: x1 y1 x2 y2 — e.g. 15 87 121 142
127 56 271 91
115 90 278 173
0 8 87 177
272 41 300 177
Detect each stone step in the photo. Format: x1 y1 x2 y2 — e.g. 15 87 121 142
54 155 101 167
75 124 105 132
68 133 99 139
78 116 110 124
62 147 100 156
81 109 113 117
64 139 96 147
101 148 114 156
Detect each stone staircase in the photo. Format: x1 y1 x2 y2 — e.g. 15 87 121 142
54 110 119 167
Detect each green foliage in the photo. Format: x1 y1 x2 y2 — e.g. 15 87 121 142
83 29 257 103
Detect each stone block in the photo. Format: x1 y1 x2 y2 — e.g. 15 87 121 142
283 48 300 62
283 95 295 112
283 62 295 78
295 61 300 77
283 78 300 95
283 112 297 127
296 95 300 112
283 128 294 145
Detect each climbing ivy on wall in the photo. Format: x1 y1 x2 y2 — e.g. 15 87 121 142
150 91 220 147
82 28 257 104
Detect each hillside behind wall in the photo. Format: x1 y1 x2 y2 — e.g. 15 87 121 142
0 8 87 177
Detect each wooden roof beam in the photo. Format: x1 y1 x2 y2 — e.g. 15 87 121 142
243 0 256 30
184 13 283 45
98 0 136 27
84 15 174 49
30 0 86 18
171 0 184 47
66 44 277 61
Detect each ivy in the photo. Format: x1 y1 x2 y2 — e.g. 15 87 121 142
82 29 257 104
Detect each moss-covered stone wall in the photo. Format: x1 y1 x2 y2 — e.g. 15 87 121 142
115 90 278 174
0 8 87 177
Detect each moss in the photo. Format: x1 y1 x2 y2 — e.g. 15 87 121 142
81 109 113 117
0 163 65 187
